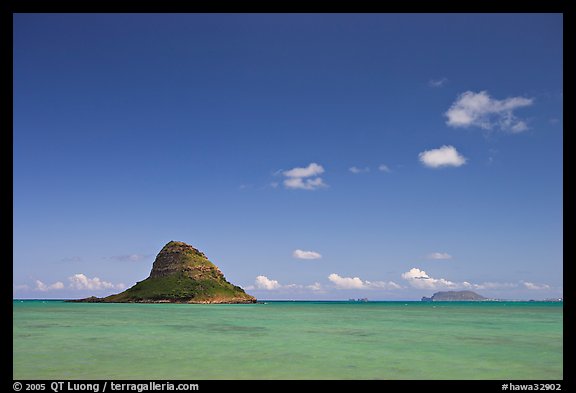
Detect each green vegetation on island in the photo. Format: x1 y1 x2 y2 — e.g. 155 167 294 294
69 241 256 304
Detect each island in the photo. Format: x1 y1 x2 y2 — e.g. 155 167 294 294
68 240 256 304
421 290 486 301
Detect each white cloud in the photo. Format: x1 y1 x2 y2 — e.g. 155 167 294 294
35 280 65 291
253 275 281 290
245 277 327 293
282 163 327 190
293 249 322 260
68 274 124 290
401 268 548 292
427 252 452 260
349 166 370 174
510 120 528 133
428 77 447 88
283 176 327 190
283 163 324 178
419 145 467 168
522 281 551 290
445 90 533 132
243 272 552 296
307 282 323 291
378 164 391 173
365 280 403 290
328 273 401 290
284 283 302 289
328 273 365 289
401 268 458 290
473 282 518 290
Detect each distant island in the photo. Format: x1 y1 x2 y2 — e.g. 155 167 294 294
421 290 486 301
68 241 256 304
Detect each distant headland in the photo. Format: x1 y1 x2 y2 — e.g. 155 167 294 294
420 290 563 302
68 241 256 304
421 290 486 301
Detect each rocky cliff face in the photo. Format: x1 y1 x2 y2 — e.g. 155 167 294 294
70 241 256 304
149 241 223 279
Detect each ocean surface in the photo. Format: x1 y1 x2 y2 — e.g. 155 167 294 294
13 300 562 380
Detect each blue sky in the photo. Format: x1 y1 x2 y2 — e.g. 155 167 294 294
13 13 563 300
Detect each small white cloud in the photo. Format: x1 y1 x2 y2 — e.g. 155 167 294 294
474 281 552 291
522 281 551 290
328 273 401 290
253 275 281 290
510 120 528 133
35 280 65 291
365 280 403 290
378 164 391 173
401 268 428 280
349 166 370 174
68 274 124 290
53 282 65 290
307 282 323 291
282 163 327 190
283 177 327 190
293 249 322 260
246 277 325 293
428 77 447 88
419 145 467 168
328 273 364 289
427 252 452 260
474 282 518 290
445 90 533 132
284 283 303 289
283 163 324 178
401 268 458 290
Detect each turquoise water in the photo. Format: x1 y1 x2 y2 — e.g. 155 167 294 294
13 300 562 379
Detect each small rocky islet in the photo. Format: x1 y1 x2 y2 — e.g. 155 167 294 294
68 241 256 304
